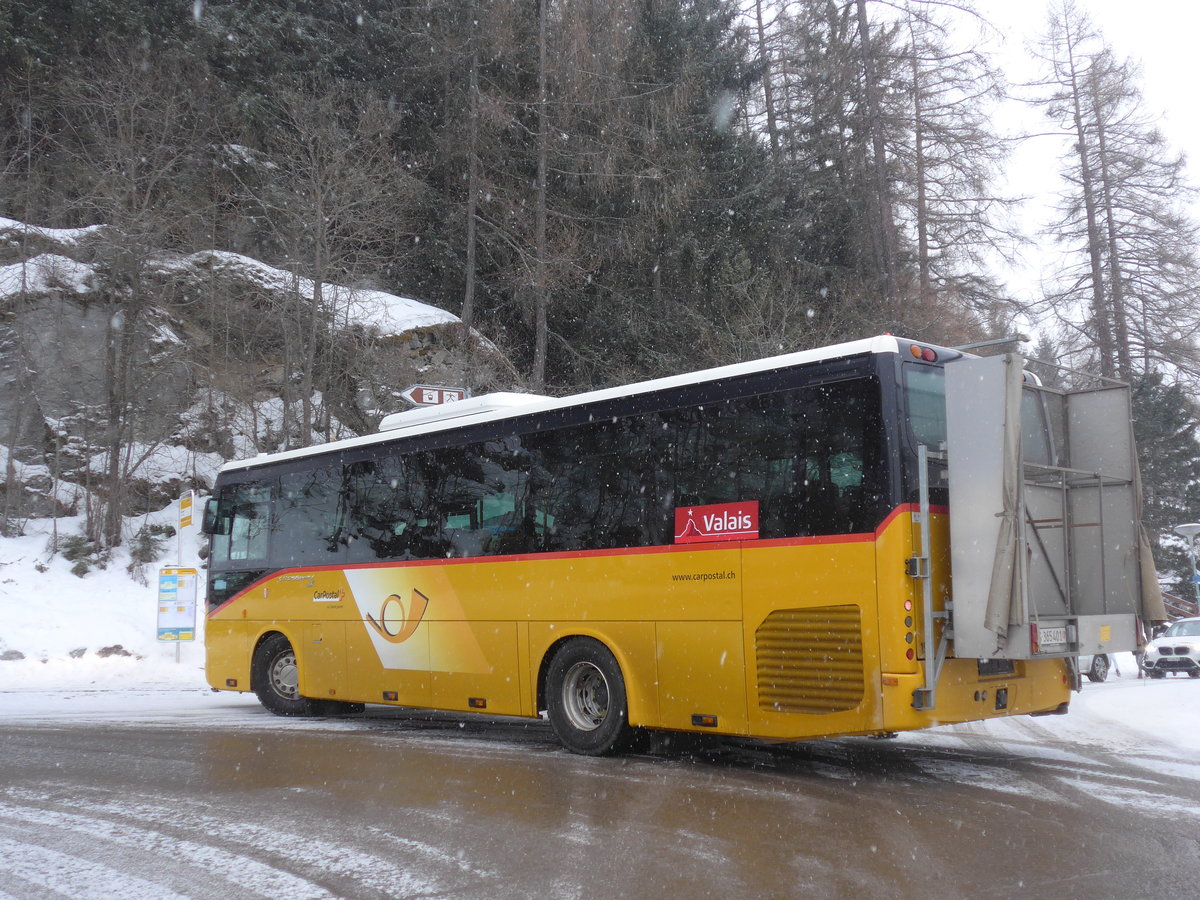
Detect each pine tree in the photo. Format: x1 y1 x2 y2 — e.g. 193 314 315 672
1132 374 1200 598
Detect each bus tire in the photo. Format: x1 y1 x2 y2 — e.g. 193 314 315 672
252 633 312 716
546 638 633 756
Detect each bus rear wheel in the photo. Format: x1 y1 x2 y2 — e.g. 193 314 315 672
546 639 634 756
253 633 312 716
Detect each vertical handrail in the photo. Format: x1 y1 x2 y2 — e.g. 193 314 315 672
1097 474 1108 615
919 444 936 691
1062 469 1073 615
912 443 950 710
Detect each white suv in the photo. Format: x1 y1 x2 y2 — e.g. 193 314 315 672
1142 617 1200 679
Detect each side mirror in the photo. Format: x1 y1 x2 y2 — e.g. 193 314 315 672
202 497 230 535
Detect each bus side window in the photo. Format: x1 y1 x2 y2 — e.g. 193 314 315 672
346 454 426 561
211 483 270 566
272 464 345 567
524 417 656 552
478 437 544 555
754 379 884 538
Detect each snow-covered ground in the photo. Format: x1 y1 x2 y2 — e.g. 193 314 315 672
0 518 206 695
2 518 1198 760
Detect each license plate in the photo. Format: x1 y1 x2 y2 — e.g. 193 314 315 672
1038 626 1068 647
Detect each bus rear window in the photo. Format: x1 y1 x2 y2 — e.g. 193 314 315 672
904 361 1056 465
903 365 946 446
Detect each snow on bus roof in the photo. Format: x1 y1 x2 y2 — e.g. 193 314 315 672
219 334 928 473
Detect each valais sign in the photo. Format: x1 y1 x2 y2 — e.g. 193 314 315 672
674 501 759 544
400 385 469 406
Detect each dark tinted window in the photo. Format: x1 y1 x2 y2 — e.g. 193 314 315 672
216 374 888 567
530 416 665 551
271 465 345 567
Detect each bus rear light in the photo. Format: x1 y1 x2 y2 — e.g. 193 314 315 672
904 600 913 611
881 675 899 686
469 697 488 709
909 344 938 362
691 714 718 728
906 649 915 660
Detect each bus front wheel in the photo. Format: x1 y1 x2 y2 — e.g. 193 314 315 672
546 638 634 756
252 633 312 716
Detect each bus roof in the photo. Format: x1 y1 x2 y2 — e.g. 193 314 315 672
218 334 939 473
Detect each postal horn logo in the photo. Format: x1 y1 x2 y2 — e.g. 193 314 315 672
366 589 429 644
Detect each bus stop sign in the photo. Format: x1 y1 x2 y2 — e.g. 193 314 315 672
401 385 469 407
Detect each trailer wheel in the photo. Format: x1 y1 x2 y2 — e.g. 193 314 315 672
546 639 634 756
1086 654 1109 683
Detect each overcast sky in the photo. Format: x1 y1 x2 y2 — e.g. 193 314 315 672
990 0 1198 157
964 0 1197 307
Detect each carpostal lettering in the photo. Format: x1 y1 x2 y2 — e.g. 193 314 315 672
313 590 342 602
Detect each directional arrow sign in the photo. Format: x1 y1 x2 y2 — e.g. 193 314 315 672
400 384 469 406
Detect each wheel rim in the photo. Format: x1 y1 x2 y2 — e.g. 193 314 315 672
561 661 610 732
269 650 300 700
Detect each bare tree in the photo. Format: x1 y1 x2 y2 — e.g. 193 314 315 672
1032 1 1200 381
53 46 211 548
893 1 1017 335
251 81 422 446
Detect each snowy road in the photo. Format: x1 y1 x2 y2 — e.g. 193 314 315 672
1 680 1199 899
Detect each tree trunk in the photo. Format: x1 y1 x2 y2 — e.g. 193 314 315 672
461 49 480 333
1089 70 1134 380
854 0 899 317
910 41 932 315
531 0 549 390
1064 22 1116 378
754 0 781 160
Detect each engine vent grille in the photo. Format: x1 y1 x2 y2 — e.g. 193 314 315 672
755 605 865 714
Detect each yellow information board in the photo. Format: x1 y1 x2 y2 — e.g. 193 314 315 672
157 567 198 641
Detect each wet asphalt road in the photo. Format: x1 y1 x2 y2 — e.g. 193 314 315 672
2 697 1199 899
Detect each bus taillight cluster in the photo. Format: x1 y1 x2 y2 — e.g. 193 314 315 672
909 344 939 362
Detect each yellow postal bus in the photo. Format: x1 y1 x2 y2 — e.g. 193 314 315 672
202 336 1158 754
